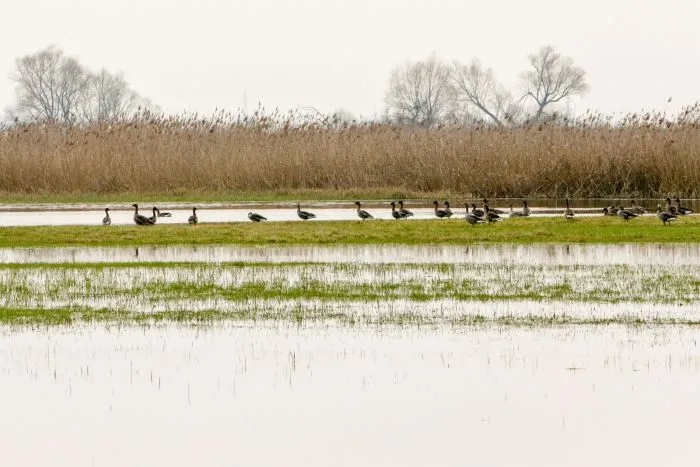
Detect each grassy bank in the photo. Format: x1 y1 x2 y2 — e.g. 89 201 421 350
1 112 700 199
1 216 699 247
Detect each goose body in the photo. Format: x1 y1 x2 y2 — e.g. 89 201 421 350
148 207 158 224
483 199 505 214
390 202 403 220
675 197 693 215
626 200 647 215
398 201 413 218
564 198 575 220
102 208 111 226
132 204 154 226
433 201 450 219
156 207 172 217
443 201 454 218
484 205 502 223
188 207 198 225
297 203 317 220
471 203 485 218
355 202 374 220
617 209 638 221
665 198 678 215
464 204 486 225
248 212 267 222
656 204 677 225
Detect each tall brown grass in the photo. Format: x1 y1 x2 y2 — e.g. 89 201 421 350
1 106 700 198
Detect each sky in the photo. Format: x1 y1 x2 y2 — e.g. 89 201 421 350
1 0 699 120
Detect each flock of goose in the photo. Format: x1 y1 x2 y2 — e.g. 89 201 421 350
101 198 693 226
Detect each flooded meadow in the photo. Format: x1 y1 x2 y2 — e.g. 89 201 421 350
2 243 700 466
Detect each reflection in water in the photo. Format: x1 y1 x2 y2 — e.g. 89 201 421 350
1 243 699 265
1 323 699 467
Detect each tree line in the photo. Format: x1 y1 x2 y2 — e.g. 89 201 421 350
3 45 587 128
4 46 153 125
384 46 589 128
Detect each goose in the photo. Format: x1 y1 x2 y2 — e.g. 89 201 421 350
433 201 450 219
148 207 158 224
390 202 403 220
617 208 638 221
564 198 575 220
464 203 486 225
444 201 454 217
188 207 198 225
656 204 677 225
248 212 267 222
522 200 531 217
398 201 413 218
355 201 374 220
102 208 111 226
296 203 317 220
483 198 505 214
131 204 154 226
626 200 647 215
471 203 485 218
665 197 678 215
155 207 172 217
675 197 693 215
604 205 619 215
484 205 503 223
509 204 525 218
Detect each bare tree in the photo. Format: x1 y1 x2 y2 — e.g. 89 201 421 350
384 54 454 128
452 59 523 126
83 69 140 123
522 46 588 122
9 45 148 125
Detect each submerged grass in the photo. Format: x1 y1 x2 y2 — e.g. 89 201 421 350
2 306 700 328
2 216 700 247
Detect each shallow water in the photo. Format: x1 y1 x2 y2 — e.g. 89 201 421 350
4 196 692 226
0 206 591 227
2 243 699 265
2 323 700 467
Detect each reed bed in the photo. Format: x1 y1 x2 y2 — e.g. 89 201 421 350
1 106 700 198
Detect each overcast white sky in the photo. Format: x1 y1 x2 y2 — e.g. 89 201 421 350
1 0 698 120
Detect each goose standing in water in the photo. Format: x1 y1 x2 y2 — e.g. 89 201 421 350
390 202 403 219
248 212 267 222
296 203 317 220
131 204 154 226
471 203 485 218
155 207 172 217
564 198 575 220
355 201 374 220
665 197 678 215
188 207 198 225
433 201 450 219
617 208 638 221
102 208 111 226
398 201 413 218
675 197 693 215
148 207 159 224
522 200 531 217
464 203 486 225
509 204 525 218
656 204 677 225
444 201 454 217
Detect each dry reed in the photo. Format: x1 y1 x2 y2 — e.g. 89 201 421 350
1 106 699 198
